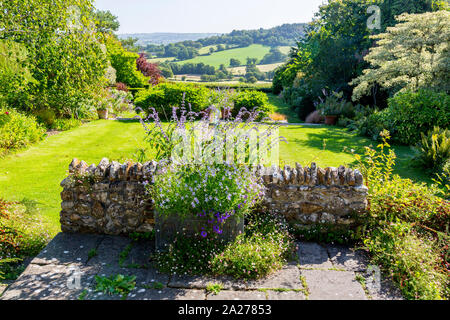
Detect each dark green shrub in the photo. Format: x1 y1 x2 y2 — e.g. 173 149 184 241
0 108 45 155
414 127 450 173
135 82 210 119
385 90 449 145
232 90 272 119
50 118 82 131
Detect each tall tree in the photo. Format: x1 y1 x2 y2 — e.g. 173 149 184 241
94 9 120 34
0 0 108 116
351 11 450 100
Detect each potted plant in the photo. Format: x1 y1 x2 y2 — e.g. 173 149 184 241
97 106 109 120
316 90 350 125
147 163 265 251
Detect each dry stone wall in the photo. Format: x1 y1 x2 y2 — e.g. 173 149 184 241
60 159 368 235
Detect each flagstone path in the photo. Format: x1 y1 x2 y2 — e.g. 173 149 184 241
0 233 403 300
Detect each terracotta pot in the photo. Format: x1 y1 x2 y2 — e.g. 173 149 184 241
325 115 338 125
97 109 108 120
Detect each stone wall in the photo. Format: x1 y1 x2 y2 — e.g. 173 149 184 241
60 159 368 235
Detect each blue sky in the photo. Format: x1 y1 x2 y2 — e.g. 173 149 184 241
94 0 325 34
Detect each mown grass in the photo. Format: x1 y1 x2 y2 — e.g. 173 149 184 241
0 120 427 233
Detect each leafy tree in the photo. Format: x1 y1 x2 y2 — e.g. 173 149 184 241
0 0 108 116
120 37 139 52
352 11 450 100
94 9 120 34
230 58 241 67
0 40 35 108
136 53 162 85
246 57 258 65
104 35 149 88
260 47 287 64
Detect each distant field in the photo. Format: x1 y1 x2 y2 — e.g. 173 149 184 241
197 44 239 55
278 46 293 55
228 63 284 75
175 44 271 68
148 57 176 63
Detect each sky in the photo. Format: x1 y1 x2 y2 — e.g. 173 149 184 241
94 0 325 34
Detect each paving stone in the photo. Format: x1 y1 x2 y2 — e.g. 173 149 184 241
32 233 104 265
86 235 133 267
326 245 368 271
356 272 404 300
301 269 367 300
207 290 267 300
245 264 303 290
267 290 306 300
1 263 98 300
121 240 154 268
168 274 246 290
297 242 333 269
92 266 170 288
127 288 206 300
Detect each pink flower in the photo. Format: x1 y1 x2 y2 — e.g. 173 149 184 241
5 112 9 115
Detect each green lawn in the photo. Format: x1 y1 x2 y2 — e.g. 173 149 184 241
175 44 271 68
0 120 426 234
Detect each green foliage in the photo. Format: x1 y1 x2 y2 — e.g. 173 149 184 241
232 90 272 119
352 11 450 100
206 283 224 295
384 90 449 145
153 211 296 280
0 40 35 109
94 274 136 299
0 108 45 155
316 91 354 117
94 9 120 34
0 0 109 117
211 212 296 280
135 82 210 118
88 248 97 260
150 164 264 222
274 0 440 111
50 118 82 131
105 35 149 88
414 127 450 173
354 132 450 300
0 199 50 279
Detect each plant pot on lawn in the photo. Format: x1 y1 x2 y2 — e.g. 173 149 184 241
154 212 244 251
325 115 338 125
97 109 108 120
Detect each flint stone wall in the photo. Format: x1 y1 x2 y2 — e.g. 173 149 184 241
60 158 368 235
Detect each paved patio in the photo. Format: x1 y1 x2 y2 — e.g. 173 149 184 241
0 233 403 300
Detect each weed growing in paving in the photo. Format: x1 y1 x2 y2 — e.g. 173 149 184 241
94 274 136 299
206 283 224 295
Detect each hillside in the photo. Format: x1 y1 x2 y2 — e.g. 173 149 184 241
118 32 221 46
174 44 272 68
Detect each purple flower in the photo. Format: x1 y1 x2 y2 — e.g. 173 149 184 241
200 231 208 238
213 225 223 234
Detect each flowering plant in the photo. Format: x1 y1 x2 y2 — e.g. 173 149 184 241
149 163 265 238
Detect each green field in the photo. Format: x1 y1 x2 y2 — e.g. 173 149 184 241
147 57 176 63
278 46 293 55
0 116 426 234
175 44 272 68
